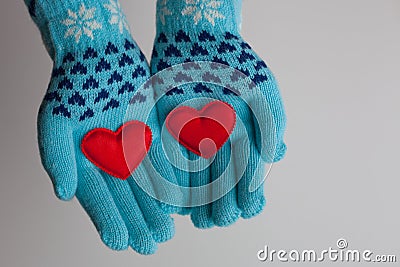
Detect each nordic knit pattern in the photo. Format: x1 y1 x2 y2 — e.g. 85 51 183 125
151 0 287 228
25 0 176 254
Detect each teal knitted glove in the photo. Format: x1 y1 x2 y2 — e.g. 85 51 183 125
150 0 287 228
25 0 177 254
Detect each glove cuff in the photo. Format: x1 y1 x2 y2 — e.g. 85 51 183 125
156 0 242 35
25 0 132 61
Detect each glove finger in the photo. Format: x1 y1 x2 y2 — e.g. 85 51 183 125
102 173 157 255
157 131 192 215
171 145 192 215
233 138 266 219
146 140 184 214
211 142 241 227
128 164 175 243
75 161 129 251
37 116 77 200
249 81 287 162
189 153 214 229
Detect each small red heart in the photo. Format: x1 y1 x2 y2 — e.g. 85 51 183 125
166 101 236 159
81 121 152 180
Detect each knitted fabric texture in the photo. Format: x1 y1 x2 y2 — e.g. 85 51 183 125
151 0 287 228
25 0 177 254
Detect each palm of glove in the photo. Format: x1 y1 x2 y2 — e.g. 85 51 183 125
34 1 175 254
150 29 286 228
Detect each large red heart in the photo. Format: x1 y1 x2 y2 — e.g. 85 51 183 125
81 121 152 180
166 101 236 159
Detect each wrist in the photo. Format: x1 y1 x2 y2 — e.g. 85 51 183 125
26 0 132 60
26 0 105 24
156 0 242 35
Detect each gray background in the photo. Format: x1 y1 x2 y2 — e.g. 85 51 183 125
1 0 399 266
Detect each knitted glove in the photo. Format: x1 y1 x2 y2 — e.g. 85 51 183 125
25 0 177 254
150 0 287 228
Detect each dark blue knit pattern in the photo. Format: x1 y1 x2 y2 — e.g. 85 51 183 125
43 39 149 121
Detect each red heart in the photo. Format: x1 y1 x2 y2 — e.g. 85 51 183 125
81 121 152 180
166 101 236 159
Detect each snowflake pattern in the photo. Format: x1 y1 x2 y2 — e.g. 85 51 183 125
62 3 102 43
158 0 172 25
104 0 130 33
182 0 225 26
